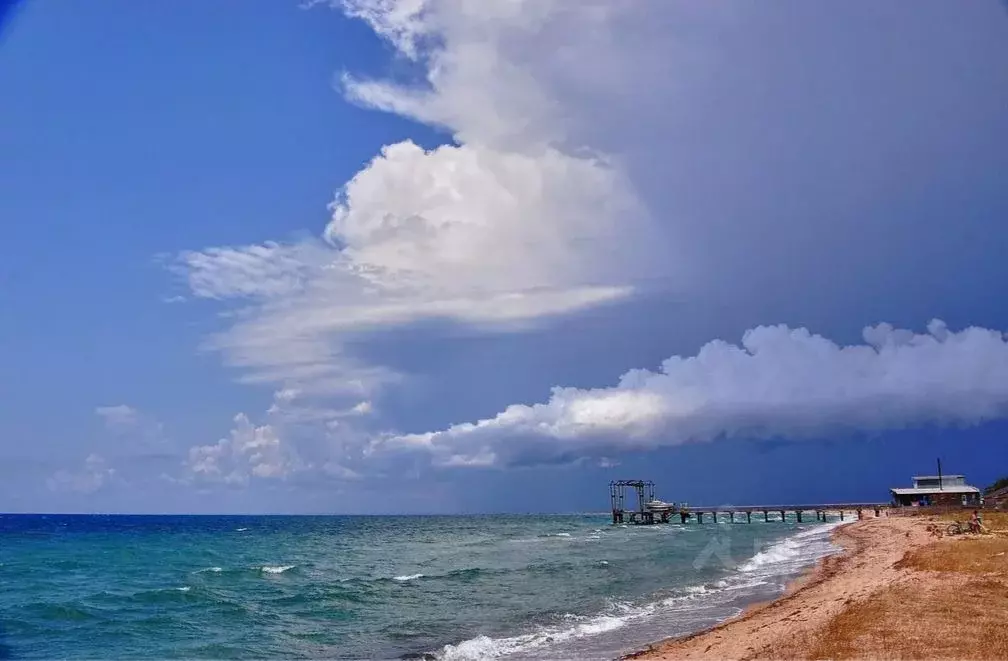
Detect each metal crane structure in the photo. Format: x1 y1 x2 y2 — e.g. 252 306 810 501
609 479 681 524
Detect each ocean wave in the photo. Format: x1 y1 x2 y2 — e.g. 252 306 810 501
126 586 207 605
738 521 841 575
373 561 584 588
432 522 843 659
49 559 87 570
443 566 493 581
17 601 97 622
337 566 501 588
436 612 627 661
432 597 700 660
738 537 803 572
709 577 769 593
191 563 299 577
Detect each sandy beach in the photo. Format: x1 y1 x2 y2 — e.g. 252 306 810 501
628 512 1008 660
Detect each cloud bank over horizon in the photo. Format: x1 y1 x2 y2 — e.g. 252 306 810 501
380 320 1008 468
160 1 1008 488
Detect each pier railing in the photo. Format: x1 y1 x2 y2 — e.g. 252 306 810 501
613 502 891 525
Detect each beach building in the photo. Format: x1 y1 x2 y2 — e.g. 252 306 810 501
889 474 981 507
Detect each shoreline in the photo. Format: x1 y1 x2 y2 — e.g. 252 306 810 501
621 514 928 660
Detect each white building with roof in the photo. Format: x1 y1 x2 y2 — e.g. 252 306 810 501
890 474 981 507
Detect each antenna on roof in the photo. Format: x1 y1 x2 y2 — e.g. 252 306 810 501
937 457 943 491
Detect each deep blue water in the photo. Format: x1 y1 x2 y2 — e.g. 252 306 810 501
0 514 841 659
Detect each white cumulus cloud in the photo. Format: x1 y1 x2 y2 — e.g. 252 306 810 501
167 0 1008 480
47 454 116 494
169 1 675 399
380 321 1008 467
185 413 303 485
171 1 1006 396
95 404 141 430
94 404 167 452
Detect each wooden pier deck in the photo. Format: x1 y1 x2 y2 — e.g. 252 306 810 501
613 503 889 525
674 503 890 524
609 480 889 525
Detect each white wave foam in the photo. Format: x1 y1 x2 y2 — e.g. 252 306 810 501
174 586 191 592
739 538 802 572
260 565 295 574
439 635 522 660
565 616 625 638
553 532 572 537
394 573 424 582
195 566 222 573
437 522 843 660
708 577 769 593
235 527 248 532
437 613 627 661
738 520 843 576
432 582 749 660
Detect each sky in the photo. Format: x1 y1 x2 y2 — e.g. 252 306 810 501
1 0 1007 514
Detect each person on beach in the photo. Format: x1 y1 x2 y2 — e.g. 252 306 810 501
969 510 985 534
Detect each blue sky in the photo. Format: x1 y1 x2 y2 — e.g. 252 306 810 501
2 0 1007 514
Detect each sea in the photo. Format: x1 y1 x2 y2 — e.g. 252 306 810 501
0 513 844 660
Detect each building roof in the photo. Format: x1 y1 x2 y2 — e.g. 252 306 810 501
890 486 980 496
912 475 964 480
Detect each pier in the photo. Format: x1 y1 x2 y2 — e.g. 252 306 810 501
610 480 889 525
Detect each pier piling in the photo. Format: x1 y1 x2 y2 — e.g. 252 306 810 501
608 481 888 526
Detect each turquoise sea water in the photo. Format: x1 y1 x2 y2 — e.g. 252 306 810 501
0 514 841 659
